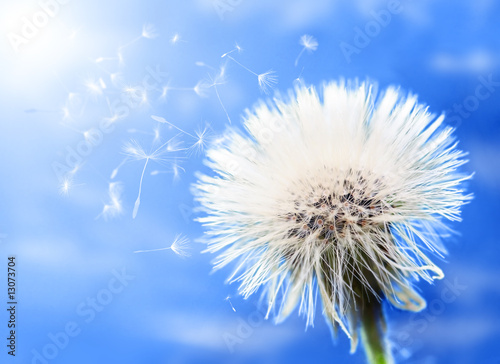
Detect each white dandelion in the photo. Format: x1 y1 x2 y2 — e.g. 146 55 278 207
295 34 318 66
194 81 471 364
134 234 191 258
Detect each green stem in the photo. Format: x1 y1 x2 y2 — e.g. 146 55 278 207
360 300 394 364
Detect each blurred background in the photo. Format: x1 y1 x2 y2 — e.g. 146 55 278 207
0 0 499 363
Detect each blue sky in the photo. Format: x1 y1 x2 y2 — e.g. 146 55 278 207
0 0 499 363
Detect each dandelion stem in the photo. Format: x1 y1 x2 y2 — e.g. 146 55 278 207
226 55 258 76
360 300 393 364
294 48 305 67
133 158 149 219
214 84 231 124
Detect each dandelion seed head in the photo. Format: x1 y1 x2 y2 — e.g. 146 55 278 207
257 70 278 94
166 137 184 152
189 125 212 155
194 81 471 351
85 78 104 95
170 234 191 258
59 177 73 196
299 34 318 51
142 23 158 39
123 140 149 160
193 80 211 98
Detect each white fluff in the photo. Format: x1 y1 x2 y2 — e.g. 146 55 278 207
194 80 471 351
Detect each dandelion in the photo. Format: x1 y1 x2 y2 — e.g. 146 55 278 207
295 34 318 66
134 234 191 258
194 81 471 364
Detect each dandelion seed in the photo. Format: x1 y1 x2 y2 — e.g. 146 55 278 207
193 80 211 98
151 162 185 182
295 34 318 66
208 66 231 124
194 81 472 364
111 157 129 179
170 234 191 257
159 85 169 101
170 33 181 44
159 81 210 100
257 70 278 94
221 43 242 58
122 136 180 218
222 47 277 93
151 115 196 138
118 24 158 54
195 61 216 71
141 23 158 39
85 78 104 96
134 234 191 258
188 124 212 155
171 162 185 181
59 177 73 196
96 182 124 220
225 296 236 312
59 163 82 196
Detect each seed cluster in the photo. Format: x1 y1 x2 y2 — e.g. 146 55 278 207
285 171 390 240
